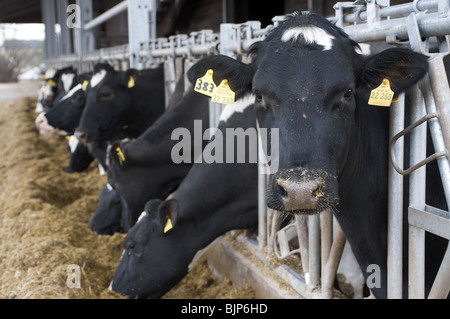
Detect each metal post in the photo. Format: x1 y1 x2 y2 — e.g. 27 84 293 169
308 214 320 288
408 85 427 299
388 93 405 299
128 0 157 69
56 0 72 55
41 0 57 59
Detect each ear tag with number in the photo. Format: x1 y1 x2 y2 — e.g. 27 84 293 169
368 79 394 107
128 76 135 89
164 217 173 233
194 69 216 97
116 146 126 166
211 79 235 105
82 80 89 91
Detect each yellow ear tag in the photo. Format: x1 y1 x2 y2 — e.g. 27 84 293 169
116 146 126 166
40 73 45 80
82 80 89 91
164 217 173 233
47 79 57 87
368 79 394 107
128 76 135 89
194 69 216 97
211 79 235 105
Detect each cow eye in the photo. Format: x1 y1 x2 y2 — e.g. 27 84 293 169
99 87 114 102
343 88 354 100
253 90 263 104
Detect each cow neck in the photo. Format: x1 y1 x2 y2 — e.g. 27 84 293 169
126 90 209 164
172 196 257 258
335 97 390 298
129 67 166 132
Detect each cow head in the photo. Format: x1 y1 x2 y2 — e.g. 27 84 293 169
37 73 92 135
110 198 182 299
188 12 428 216
75 63 138 144
107 139 188 231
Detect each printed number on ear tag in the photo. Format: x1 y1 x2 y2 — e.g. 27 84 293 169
211 79 235 105
368 79 394 107
195 69 216 97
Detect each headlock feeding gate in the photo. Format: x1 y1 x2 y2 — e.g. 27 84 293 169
45 0 450 299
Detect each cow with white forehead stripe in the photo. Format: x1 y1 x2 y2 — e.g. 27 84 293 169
110 100 258 299
106 88 210 232
75 63 165 145
188 12 449 298
36 72 92 136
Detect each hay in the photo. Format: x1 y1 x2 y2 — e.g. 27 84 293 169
0 92 253 299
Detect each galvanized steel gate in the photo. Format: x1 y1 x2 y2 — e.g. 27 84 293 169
44 0 450 298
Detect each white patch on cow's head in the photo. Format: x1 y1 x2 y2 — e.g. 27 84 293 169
68 135 79 153
61 73 76 92
44 68 56 80
35 112 58 136
106 183 113 191
218 94 255 124
90 69 107 88
137 211 147 224
281 26 335 51
43 83 54 100
355 43 371 56
60 83 83 101
98 163 106 176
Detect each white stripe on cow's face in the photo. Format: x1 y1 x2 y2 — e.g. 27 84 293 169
44 68 56 79
60 83 83 101
61 73 76 93
281 26 335 51
68 135 79 153
90 69 107 88
218 94 255 124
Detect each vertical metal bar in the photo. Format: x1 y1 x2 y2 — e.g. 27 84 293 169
320 210 332 297
428 243 450 299
408 85 427 299
41 0 57 59
322 224 346 299
308 214 320 287
388 93 405 299
295 215 309 284
56 0 72 55
128 0 157 69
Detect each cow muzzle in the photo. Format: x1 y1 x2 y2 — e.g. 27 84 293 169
268 168 338 215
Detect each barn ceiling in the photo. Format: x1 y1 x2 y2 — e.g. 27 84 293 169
0 0 42 23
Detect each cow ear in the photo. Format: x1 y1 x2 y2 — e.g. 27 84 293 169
187 55 254 94
359 48 428 94
158 199 178 234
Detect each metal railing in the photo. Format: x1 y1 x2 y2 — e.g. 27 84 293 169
45 0 450 299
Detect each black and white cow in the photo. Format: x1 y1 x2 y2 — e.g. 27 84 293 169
187 12 448 298
36 66 77 113
88 184 123 235
104 88 211 232
110 100 258 299
75 63 165 145
36 72 92 136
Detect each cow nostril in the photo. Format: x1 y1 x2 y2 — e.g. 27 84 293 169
276 182 288 198
311 181 325 198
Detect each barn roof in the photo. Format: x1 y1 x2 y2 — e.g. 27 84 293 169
0 0 42 23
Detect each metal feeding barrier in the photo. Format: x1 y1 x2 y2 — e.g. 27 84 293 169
45 0 450 298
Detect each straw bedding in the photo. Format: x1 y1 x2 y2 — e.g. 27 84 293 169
0 94 253 299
